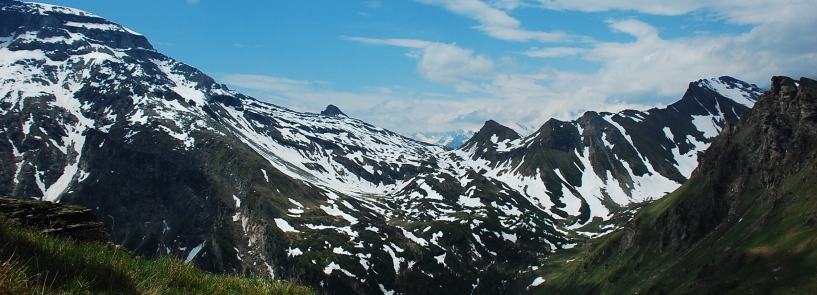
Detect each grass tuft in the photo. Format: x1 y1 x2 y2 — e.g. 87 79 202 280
0 215 315 295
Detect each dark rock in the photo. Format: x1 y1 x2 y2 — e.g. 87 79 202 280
653 76 816 250
321 104 346 116
0 196 110 243
459 120 520 152
211 94 243 110
476 120 521 142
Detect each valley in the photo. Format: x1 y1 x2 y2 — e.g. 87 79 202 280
1 1 815 294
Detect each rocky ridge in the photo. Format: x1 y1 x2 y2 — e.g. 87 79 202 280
525 76 817 294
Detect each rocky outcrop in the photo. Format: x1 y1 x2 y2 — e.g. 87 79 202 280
0 196 110 243
654 76 817 250
532 76 817 295
320 104 346 116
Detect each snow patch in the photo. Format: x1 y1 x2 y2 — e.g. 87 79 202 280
692 115 721 139
261 169 269 182
383 245 403 274
232 195 241 208
434 252 447 266
458 195 482 208
379 284 395 295
287 247 303 257
527 277 546 290
274 218 299 233
184 242 205 264
320 203 359 225
401 228 429 246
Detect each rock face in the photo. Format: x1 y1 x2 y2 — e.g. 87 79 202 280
655 76 817 250
533 76 817 294
0 196 109 243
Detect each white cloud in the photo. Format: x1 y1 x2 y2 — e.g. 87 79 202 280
414 0 577 42
522 47 586 58
418 43 495 83
405 7 817 132
220 74 478 133
524 15 817 99
343 37 432 48
345 37 495 84
221 71 641 136
226 1 817 136
535 0 810 25
487 0 527 10
450 11 817 129
536 0 702 15
221 74 310 93
607 18 659 40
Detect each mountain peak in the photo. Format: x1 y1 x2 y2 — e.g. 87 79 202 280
320 104 346 117
0 1 152 51
477 120 520 142
666 76 763 127
771 75 799 96
459 120 520 151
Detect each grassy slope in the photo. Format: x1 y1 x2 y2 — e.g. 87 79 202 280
530 167 817 295
0 216 315 295
513 79 817 294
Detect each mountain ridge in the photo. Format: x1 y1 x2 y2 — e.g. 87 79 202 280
523 75 817 294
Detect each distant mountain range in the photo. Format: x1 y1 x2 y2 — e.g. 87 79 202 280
409 129 476 149
0 1 767 294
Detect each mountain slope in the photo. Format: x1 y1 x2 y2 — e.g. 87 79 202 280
444 76 761 226
524 76 817 294
0 1 767 294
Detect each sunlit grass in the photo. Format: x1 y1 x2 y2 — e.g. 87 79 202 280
0 216 315 295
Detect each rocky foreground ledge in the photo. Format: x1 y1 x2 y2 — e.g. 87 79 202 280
0 196 110 243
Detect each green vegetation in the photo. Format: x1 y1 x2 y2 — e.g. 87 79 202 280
510 80 817 294
524 164 817 295
0 216 315 295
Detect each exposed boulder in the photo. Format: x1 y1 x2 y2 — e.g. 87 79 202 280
0 196 110 243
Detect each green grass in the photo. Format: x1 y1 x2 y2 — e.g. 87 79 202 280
516 150 817 294
0 216 315 295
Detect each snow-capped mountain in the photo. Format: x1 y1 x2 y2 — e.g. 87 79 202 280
410 129 476 149
524 76 817 294
0 2 764 294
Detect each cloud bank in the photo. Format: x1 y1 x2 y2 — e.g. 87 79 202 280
226 0 817 135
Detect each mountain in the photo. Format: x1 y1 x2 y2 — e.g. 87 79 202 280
0 1 765 294
411 129 476 149
523 76 817 294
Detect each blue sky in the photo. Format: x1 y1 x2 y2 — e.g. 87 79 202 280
41 0 817 134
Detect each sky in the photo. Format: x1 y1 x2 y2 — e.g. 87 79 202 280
40 0 817 135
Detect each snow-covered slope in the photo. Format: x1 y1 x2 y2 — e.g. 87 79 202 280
444 76 761 226
0 1 764 294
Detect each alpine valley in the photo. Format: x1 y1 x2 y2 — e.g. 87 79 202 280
1 1 797 294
